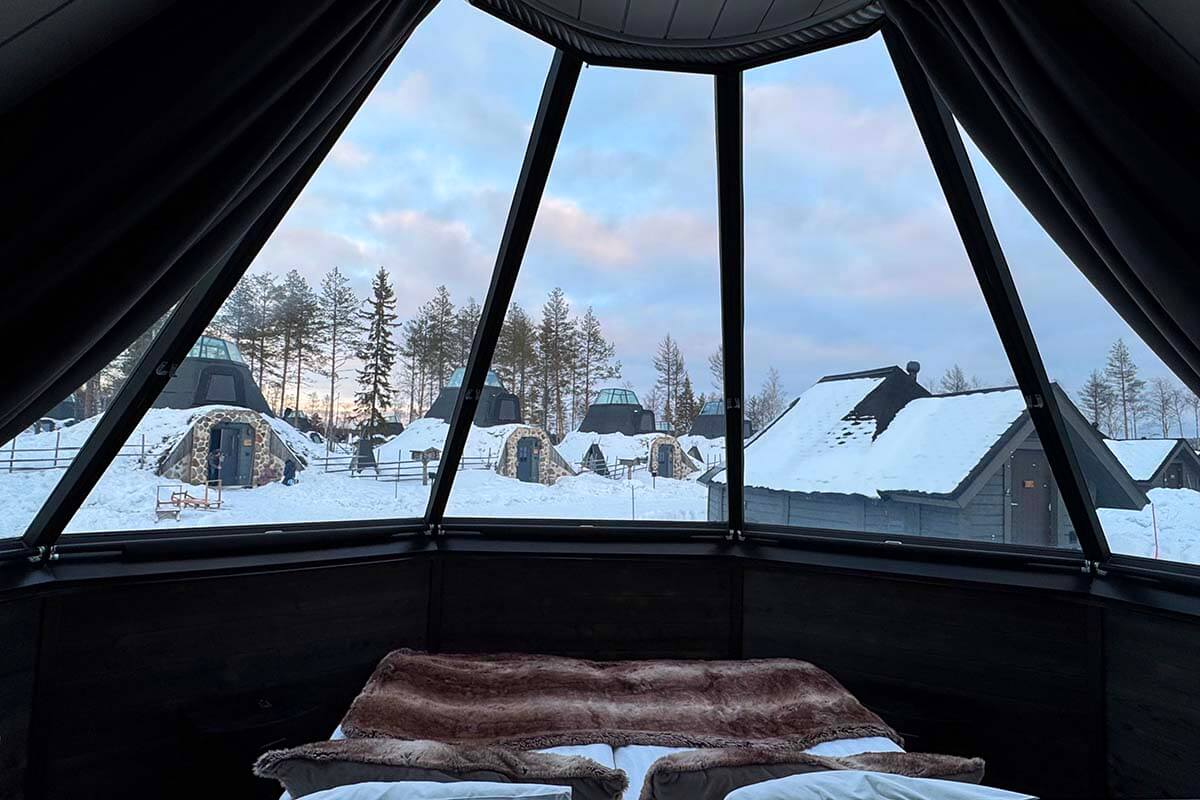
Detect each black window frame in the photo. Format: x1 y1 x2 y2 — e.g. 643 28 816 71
11 20 1200 594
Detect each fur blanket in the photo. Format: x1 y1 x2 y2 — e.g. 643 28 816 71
339 650 901 750
256 651 984 799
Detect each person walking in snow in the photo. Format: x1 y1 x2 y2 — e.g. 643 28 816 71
283 458 297 486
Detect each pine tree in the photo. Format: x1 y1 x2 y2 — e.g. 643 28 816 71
427 286 457 392
653 334 685 432
573 306 621 425
536 288 576 437
1106 339 1145 438
455 297 482 368
276 269 322 415
317 267 359 441
676 374 698 433
1078 370 1116 435
354 268 398 438
398 311 430 420
495 304 539 422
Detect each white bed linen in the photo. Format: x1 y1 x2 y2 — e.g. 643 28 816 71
281 731 901 800
723 770 1035 800
611 738 906 800
301 781 572 799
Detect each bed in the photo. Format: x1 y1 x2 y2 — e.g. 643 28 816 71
259 651 982 800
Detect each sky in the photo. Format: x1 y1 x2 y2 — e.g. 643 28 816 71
245 0 1183 417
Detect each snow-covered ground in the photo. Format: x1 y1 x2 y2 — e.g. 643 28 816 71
1099 487 1200 564
0 408 707 535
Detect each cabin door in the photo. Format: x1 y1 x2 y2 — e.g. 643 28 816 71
207 424 253 486
1165 462 1183 489
656 444 673 479
1010 450 1053 546
516 437 540 483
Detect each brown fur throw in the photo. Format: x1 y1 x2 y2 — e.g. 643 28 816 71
640 747 986 799
257 651 985 799
254 738 628 800
340 650 902 750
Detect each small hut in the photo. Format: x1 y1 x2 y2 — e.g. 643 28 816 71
557 430 697 479
375 419 572 485
1105 438 1200 491
158 407 304 487
703 366 1145 548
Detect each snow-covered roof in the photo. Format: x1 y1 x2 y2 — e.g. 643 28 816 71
557 431 661 468
712 382 1029 499
374 418 532 464
1104 438 1180 481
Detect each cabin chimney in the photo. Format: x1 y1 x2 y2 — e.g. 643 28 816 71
906 361 921 379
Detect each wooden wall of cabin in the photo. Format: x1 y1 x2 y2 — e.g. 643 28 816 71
1 551 1199 799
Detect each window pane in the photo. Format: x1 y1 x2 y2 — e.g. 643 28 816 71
58 2 550 534
443 65 723 522
0 316 168 539
732 34 1085 550
965 137 1200 566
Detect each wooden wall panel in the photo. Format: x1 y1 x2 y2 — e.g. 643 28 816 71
1107 606 1200 798
0 598 39 800
33 558 430 800
438 556 733 659
743 567 1100 800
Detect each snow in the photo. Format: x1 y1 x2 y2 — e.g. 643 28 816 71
1099 487 1200 564
1104 438 1177 481
677 435 725 469
0 408 706 534
374 418 535 465
557 431 663 470
712 382 1028 499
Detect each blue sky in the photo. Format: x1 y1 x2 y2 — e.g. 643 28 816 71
249 0 1179 410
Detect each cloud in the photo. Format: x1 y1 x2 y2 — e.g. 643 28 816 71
531 196 718 269
329 139 373 169
746 82 923 180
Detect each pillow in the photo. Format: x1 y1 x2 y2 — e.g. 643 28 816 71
300 781 571 799
639 748 986 800
255 739 627 800
723 771 1033 800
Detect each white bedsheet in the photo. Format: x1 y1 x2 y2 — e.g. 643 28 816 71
724 771 1035 800
280 732 903 800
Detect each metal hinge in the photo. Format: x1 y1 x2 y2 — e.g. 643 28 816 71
726 528 745 542
425 523 443 538
725 397 741 411
1081 559 1107 577
26 545 59 566
1024 393 1045 410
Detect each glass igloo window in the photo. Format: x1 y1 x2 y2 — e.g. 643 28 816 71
732 33 1090 552
443 64 726 523
50 1 551 536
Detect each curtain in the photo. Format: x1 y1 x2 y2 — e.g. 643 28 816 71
882 0 1200 395
0 0 438 444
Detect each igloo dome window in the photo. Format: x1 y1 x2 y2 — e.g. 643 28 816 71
594 388 639 406
445 367 504 388
188 335 245 363
699 400 722 416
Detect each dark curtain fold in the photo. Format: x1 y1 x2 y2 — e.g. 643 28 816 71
0 0 439 444
882 0 1200 395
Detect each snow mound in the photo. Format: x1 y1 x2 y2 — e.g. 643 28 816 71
374 419 534 465
558 431 661 470
678 435 725 469
1099 487 1200 564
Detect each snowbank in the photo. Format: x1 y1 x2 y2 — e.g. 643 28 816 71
558 431 660 470
1099 487 1200 564
678 435 725 469
1104 439 1178 481
373 418 530 465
